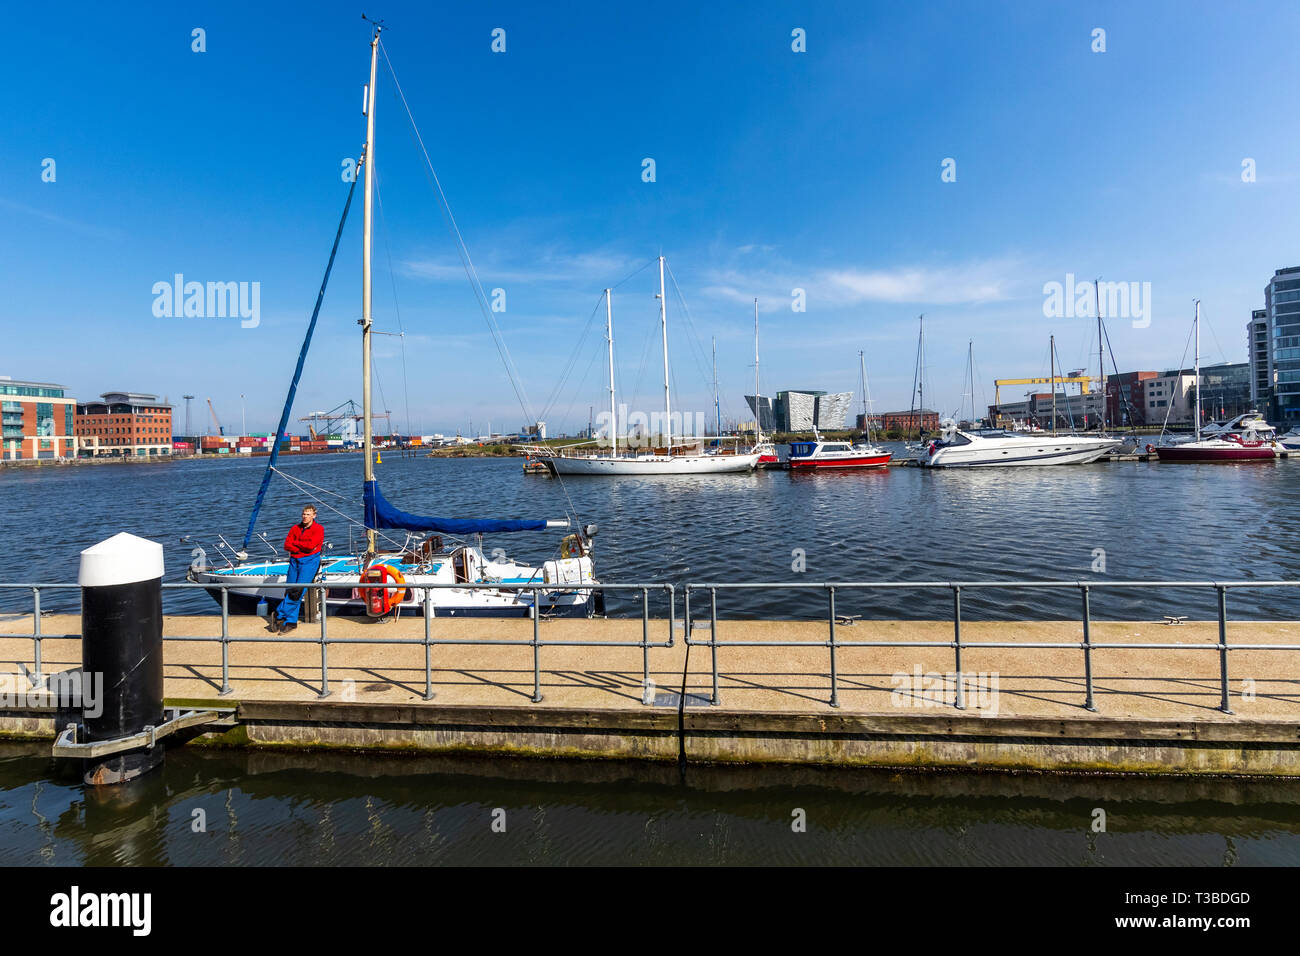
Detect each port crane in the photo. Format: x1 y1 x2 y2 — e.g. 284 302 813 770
206 398 224 436
993 375 1092 406
299 399 391 439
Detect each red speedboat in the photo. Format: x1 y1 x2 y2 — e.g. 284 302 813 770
788 437 891 469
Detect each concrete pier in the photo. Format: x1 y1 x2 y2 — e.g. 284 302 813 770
2 614 1298 775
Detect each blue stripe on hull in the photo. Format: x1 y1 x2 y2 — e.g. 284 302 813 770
201 587 594 619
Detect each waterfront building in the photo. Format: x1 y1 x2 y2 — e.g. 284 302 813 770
1106 371 1158 426
1248 308 1271 415
991 391 1105 430
771 390 853 431
1141 372 1196 425
743 395 776 432
878 409 939 433
1197 362 1253 421
1265 267 1300 425
74 392 174 457
0 376 77 460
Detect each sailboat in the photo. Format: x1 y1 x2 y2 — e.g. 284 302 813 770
747 298 779 466
538 259 761 475
189 25 600 617
1154 302 1278 462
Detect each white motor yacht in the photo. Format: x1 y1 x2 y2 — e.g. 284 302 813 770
918 421 1121 468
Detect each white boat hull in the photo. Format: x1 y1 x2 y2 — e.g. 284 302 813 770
549 452 760 475
920 433 1122 468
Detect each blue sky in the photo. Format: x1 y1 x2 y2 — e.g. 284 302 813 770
4 0 1300 435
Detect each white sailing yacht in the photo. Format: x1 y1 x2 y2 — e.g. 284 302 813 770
189 26 599 617
535 258 761 475
747 298 779 465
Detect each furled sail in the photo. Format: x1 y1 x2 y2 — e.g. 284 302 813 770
363 480 555 535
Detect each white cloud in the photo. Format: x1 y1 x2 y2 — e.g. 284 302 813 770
703 259 1021 311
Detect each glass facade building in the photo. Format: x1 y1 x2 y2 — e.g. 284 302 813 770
1267 267 1300 425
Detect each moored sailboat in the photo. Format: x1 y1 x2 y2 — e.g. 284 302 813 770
1154 302 1278 463
532 259 760 476
189 25 599 618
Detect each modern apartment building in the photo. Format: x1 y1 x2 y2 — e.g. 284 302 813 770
0 376 77 459
1265 267 1300 425
1248 308 1270 412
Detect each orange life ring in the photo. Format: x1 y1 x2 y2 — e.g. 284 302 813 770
362 563 408 616
1145 443 1155 454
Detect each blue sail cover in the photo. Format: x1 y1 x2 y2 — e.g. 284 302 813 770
364 480 552 535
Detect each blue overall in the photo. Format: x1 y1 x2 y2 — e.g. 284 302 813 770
276 552 322 624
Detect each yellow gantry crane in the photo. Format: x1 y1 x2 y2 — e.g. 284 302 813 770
993 376 1092 406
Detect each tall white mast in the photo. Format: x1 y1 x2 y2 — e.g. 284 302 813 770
658 255 671 446
712 336 719 437
605 288 616 456
754 298 762 442
1194 299 1202 441
361 26 380 554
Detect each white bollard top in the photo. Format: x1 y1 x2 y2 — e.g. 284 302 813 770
78 532 165 587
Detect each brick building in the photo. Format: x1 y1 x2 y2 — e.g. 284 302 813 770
877 409 940 433
0 376 77 460
75 392 174 457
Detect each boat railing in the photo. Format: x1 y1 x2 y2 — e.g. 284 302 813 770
683 579 1300 714
0 580 675 706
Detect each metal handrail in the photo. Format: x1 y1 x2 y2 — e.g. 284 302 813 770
683 580 1300 714
6 577 1300 715
0 580 675 706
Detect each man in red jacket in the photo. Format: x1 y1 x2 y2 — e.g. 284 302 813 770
274 505 325 632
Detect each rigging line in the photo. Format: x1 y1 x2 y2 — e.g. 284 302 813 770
1101 320 1138 426
379 39 534 424
538 293 605 422
379 40 586 529
241 170 358 551
269 466 351 499
374 176 413 437
272 469 409 551
611 257 656 290
664 262 719 414
556 338 606 439
1157 320 1197 438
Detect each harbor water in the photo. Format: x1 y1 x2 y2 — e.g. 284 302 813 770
3 742 1299 866
2 452 1299 866
0 449 1297 620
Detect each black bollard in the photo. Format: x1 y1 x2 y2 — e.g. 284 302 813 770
78 532 166 785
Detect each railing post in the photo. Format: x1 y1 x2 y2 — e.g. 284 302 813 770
641 587 651 706
31 586 43 689
1081 585 1096 712
317 584 330 698
423 588 434 701
219 585 232 696
952 586 964 710
667 584 676 647
1217 585 1232 715
710 586 719 706
531 588 542 703
828 586 839 708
